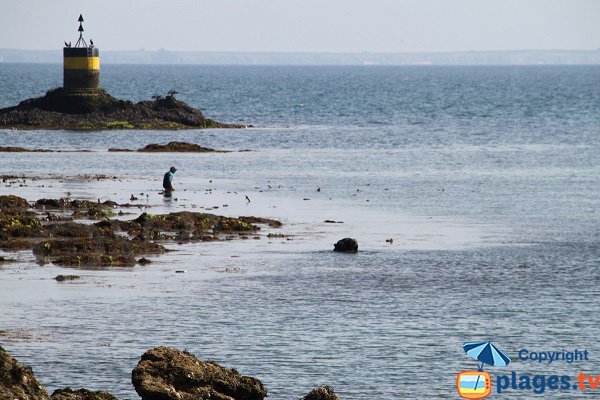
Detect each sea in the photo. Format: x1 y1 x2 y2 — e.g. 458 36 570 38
0 64 599 399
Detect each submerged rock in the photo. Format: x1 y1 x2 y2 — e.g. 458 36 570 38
0 345 50 400
0 88 245 130
333 238 358 252
50 388 117 400
131 346 267 400
301 385 341 400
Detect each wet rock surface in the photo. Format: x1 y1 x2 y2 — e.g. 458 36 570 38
0 345 50 400
54 274 80 282
1 346 341 400
333 238 358 252
138 141 226 153
300 386 341 400
0 88 245 130
109 141 227 153
0 195 281 267
50 388 117 400
0 146 54 152
132 346 268 400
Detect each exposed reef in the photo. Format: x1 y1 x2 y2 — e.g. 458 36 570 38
0 195 281 267
0 146 54 152
109 141 227 153
0 346 342 400
0 88 245 130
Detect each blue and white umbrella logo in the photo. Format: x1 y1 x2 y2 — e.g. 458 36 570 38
463 341 511 371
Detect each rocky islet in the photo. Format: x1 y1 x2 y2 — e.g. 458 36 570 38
0 88 245 131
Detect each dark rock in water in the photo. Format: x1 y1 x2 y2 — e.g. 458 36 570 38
55 274 80 282
301 385 341 400
131 346 267 400
0 345 50 400
333 238 358 252
0 88 246 130
0 146 54 152
137 141 226 153
51 387 117 400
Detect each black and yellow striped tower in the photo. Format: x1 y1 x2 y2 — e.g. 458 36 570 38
63 15 99 90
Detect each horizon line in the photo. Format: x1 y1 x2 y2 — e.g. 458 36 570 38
1 48 600 54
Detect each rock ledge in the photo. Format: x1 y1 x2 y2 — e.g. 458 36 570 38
0 88 244 130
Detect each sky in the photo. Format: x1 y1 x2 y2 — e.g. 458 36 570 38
1 0 599 53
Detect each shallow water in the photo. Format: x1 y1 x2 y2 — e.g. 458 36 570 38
1 65 599 399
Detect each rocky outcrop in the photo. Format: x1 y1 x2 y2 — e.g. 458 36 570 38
131 346 267 400
333 238 358 252
0 146 54 152
0 194 30 211
138 141 226 153
0 345 50 400
0 195 281 267
109 141 226 153
301 385 341 400
50 388 117 400
0 88 245 130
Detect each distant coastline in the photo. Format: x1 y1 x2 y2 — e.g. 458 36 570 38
1 49 599 65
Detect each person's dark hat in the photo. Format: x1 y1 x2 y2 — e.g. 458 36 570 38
170 166 177 173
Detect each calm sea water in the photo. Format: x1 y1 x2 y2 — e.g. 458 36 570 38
0 64 599 399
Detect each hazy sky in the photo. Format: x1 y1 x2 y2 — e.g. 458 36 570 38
1 0 599 52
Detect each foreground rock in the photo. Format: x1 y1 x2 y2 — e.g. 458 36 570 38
333 238 358 252
0 345 50 400
0 88 245 130
132 346 267 400
301 386 341 400
1 346 341 400
51 388 116 400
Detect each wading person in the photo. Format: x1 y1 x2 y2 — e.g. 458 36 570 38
163 166 177 192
